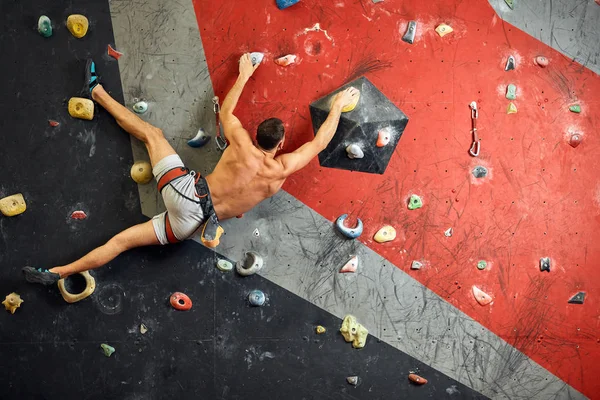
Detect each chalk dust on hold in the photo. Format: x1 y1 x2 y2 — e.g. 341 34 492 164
244 345 276 370
296 23 334 42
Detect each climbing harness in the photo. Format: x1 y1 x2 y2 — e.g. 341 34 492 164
468 101 480 157
213 96 228 151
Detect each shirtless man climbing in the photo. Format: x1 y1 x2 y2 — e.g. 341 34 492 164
23 53 359 285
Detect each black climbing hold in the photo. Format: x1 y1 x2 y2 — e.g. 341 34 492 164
505 55 516 71
309 77 409 175
568 292 586 304
539 257 550 272
472 166 488 178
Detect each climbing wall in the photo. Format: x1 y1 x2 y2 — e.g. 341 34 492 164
194 0 600 397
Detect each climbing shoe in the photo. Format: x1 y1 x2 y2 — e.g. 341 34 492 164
85 59 99 95
22 266 60 286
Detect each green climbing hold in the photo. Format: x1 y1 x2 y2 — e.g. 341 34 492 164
100 343 115 357
569 104 581 113
505 0 514 9
477 260 487 270
37 16 52 38
506 84 517 100
408 194 423 210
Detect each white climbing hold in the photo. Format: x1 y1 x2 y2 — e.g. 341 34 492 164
346 144 364 159
444 228 453 237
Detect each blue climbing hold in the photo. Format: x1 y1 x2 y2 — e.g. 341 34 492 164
248 290 266 306
335 214 363 239
276 0 300 10
187 128 211 148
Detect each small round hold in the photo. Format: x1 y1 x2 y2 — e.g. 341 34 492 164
66 14 89 38
568 133 582 148
38 15 53 37
374 225 396 243
346 376 359 386
253 228 260 237
132 101 148 114
248 290 266 306
346 144 364 159
408 373 427 385
315 325 326 334
477 260 487 270
216 259 233 271
249 52 264 66
130 161 153 184
236 251 264 276
534 56 549 67
472 166 488 178
170 292 192 311
377 128 391 147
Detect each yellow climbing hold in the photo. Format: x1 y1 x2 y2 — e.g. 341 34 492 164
507 102 518 114
435 23 453 37
340 315 369 349
341 90 360 112
374 225 396 243
57 271 96 304
316 325 326 334
2 292 23 314
67 14 89 38
68 97 94 120
0 193 26 217
130 161 154 184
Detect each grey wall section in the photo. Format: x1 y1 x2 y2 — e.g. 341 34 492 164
488 0 600 75
109 0 586 399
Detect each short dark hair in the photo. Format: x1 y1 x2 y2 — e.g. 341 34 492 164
257 118 285 150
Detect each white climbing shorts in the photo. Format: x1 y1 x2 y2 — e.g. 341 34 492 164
151 154 205 245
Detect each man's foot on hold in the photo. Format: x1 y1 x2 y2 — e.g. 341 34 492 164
85 59 100 96
22 266 60 286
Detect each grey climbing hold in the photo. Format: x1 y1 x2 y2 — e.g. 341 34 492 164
132 101 148 114
505 0 514 9
347 376 359 386
216 259 233 271
568 292 585 304
472 166 488 178
187 128 211 148
250 52 264 66
346 144 364 159
411 261 422 270
335 214 363 239
539 257 550 272
444 228 453 237
477 260 487 270
506 84 517 100
236 251 264 276
408 194 423 210
248 290 266 306
38 16 52 38
505 55 515 71
402 21 417 44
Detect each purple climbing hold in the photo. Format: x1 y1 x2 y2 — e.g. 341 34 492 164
276 0 300 10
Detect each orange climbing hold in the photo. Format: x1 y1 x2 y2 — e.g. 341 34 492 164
48 120 59 127
107 44 123 60
376 128 391 147
274 54 297 66
408 373 427 385
70 210 87 220
170 292 192 311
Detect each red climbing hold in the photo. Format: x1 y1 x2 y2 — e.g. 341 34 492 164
107 44 123 60
48 120 59 127
70 210 87 220
170 292 192 310
568 133 582 148
236 214 244 218
408 373 427 385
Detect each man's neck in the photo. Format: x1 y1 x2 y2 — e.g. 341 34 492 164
256 144 277 158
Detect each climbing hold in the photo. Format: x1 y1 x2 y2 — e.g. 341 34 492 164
568 133 582 148
506 84 517 100
569 104 581 113
132 101 148 114
341 90 360 112
472 166 488 178
435 23 453 37
276 0 300 10
68 97 94 120
57 271 96 303
507 102 518 114
236 251 264 276
216 259 234 272
408 194 423 210
477 260 487 270
568 292 586 304
335 214 363 239
444 228 453 237
70 210 87 220
100 343 115 357
0 193 27 217
408 373 428 385
402 21 417 44
248 290 266 306
504 0 514 9
48 120 60 127
411 261 422 270
140 323 148 334
505 55 516 71
346 144 364 159
539 257 551 272
37 16 52 38
107 44 123 60
274 54 297 66
187 128 211 148
340 255 358 273
2 293 23 314
376 128 391 147
170 292 192 311
472 286 493 306
315 325 326 334
374 225 396 243
534 56 548 67
249 52 264 66
340 315 369 349
130 161 153 184
253 228 260 237
66 14 89 38
346 376 359 386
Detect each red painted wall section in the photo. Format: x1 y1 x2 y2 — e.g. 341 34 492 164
193 0 600 396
